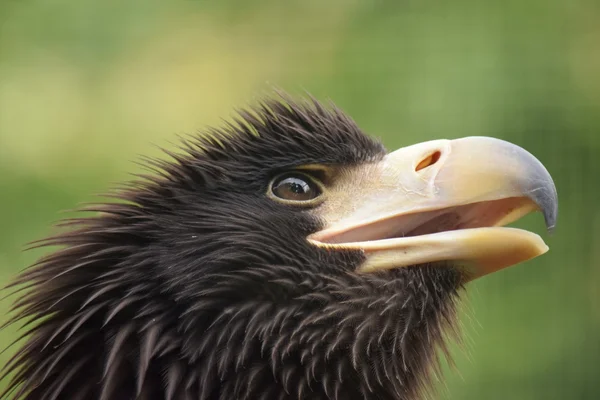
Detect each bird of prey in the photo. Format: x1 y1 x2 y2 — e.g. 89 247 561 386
1 94 558 400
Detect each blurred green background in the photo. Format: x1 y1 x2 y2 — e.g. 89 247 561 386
1 0 599 399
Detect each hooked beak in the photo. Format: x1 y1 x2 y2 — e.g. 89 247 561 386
308 136 558 281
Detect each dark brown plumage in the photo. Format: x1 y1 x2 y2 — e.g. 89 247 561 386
0 94 555 400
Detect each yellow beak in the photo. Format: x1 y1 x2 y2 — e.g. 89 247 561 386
309 136 558 281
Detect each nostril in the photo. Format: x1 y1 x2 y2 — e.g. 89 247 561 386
415 151 442 172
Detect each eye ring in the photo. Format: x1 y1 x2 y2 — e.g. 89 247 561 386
267 171 326 206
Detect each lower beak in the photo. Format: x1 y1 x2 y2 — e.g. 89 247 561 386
309 136 558 281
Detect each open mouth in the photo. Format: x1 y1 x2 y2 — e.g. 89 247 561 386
307 137 557 281
313 197 534 244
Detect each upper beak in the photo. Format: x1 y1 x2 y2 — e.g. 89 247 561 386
309 136 558 281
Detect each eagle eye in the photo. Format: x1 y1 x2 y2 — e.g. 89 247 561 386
269 172 325 205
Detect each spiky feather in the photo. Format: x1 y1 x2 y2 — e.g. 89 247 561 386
1 94 463 400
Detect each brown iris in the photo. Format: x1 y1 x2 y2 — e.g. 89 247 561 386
270 172 322 203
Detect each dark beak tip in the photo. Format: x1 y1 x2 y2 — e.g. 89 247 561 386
537 189 558 235
524 179 558 236
545 212 557 235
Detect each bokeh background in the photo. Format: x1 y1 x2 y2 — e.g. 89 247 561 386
1 0 599 399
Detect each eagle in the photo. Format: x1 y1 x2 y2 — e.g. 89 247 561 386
1 94 558 400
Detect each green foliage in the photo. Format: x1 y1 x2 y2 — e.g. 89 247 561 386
1 0 598 398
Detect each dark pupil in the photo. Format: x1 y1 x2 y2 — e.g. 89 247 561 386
288 181 306 194
273 176 318 201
